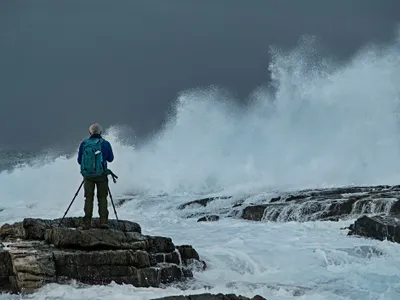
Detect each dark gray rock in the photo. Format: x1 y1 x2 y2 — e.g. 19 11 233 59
0 218 201 294
150 293 266 300
0 217 141 242
180 185 400 223
241 187 400 222
44 227 174 252
389 200 400 214
0 250 13 292
348 215 400 243
177 245 200 262
178 196 232 210
241 205 267 221
54 249 178 287
241 197 362 222
0 221 25 240
197 215 220 222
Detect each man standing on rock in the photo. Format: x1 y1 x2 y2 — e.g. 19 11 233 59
77 123 114 229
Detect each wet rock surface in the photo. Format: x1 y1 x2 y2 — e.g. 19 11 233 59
178 196 232 210
151 293 266 300
348 215 400 243
180 185 400 223
0 217 201 294
197 215 220 222
178 185 400 245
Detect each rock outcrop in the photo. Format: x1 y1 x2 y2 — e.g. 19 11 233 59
197 215 220 222
0 217 201 294
348 215 400 243
151 293 266 300
178 197 232 210
176 184 400 245
179 185 400 223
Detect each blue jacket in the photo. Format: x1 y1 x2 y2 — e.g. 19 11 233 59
77 134 114 169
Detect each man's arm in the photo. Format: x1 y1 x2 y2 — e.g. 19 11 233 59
103 141 114 163
77 142 84 165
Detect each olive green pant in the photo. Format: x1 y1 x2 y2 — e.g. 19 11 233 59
83 175 109 224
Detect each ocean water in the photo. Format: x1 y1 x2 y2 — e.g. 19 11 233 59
1 33 400 299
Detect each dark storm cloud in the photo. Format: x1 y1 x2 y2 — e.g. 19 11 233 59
0 0 399 151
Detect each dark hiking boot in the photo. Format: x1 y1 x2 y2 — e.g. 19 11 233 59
81 217 91 230
100 223 109 229
99 219 109 229
82 223 91 230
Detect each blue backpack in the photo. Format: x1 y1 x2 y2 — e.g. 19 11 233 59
80 138 105 177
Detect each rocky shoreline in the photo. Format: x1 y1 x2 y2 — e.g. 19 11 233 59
0 217 202 294
1 184 400 297
150 294 265 300
178 184 400 244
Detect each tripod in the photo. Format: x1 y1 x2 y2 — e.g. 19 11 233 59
58 172 119 227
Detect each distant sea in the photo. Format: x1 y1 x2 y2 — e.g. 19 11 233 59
0 150 72 172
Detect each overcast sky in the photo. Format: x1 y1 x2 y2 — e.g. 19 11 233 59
0 0 399 151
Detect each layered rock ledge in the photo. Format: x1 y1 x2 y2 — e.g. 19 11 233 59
176 184 400 245
178 185 400 223
0 217 201 293
151 293 266 300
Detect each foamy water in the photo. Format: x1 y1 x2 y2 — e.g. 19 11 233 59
1 194 400 300
1 33 400 299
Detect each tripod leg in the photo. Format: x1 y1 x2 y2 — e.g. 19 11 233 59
108 187 119 221
58 180 84 227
